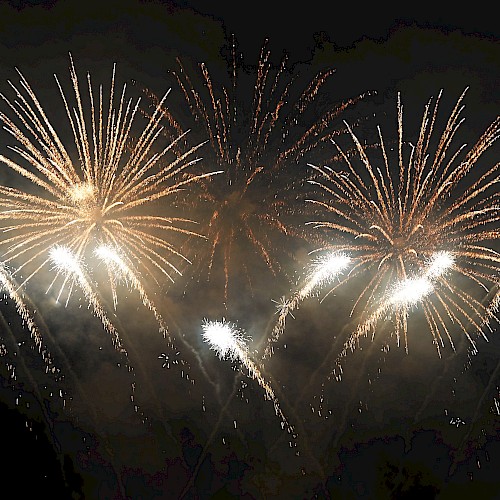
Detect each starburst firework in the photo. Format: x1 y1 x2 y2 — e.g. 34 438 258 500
306 89 499 356
145 37 369 302
0 55 218 346
1 260 56 372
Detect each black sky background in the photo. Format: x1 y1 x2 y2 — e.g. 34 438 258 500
0 1 499 498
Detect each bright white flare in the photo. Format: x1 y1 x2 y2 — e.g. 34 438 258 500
201 319 246 360
49 245 84 277
300 252 352 300
389 277 434 307
390 251 454 306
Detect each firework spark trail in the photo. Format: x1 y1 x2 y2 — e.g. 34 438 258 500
262 251 352 359
1 261 57 372
48 245 126 353
143 36 369 304
306 89 499 358
0 54 218 342
0 265 62 450
201 318 294 434
179 319 312 497
94 243 172 339
94 243 198 411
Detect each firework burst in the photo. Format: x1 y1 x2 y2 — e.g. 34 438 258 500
306 88 499 357
0 54 218 346
144 37 369 303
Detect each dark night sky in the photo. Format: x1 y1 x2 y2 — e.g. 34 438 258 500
0 1 499 498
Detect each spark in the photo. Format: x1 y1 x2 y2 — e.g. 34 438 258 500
272 296 295 320
201 318 294 433
0 54 218 348
307 89 499 357
201 318 248 361
145 36 369 303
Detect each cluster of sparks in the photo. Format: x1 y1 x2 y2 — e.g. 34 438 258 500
0 47 498 449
